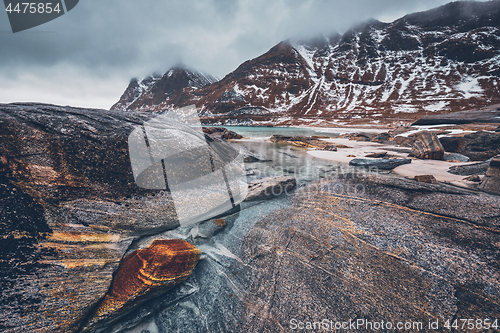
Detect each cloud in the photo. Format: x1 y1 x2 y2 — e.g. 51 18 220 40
0 0 476 108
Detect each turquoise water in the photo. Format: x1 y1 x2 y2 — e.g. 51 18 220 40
214 125 340 139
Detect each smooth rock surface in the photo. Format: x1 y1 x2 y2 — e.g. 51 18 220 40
349 158 412 170
119 174 500 333
244 176 297 201
0 103 237 333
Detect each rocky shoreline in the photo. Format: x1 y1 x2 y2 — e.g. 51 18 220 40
1 103 499 332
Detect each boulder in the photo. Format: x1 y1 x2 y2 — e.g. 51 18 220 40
410 131 445 160
444 152 470 162
322 144 338 151
370 132 393 143
393 135 414 147
202 127 244 140
414 174 438 184
352 132 373 141
244 176 296 201
80 239 200 332
440 131 500 161
448 158 492 176
478 156 500 195
349 158 412 170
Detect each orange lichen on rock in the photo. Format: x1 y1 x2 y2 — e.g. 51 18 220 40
214 218 226 227
82 239 200 331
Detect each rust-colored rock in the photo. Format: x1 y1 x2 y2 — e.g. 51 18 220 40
82 239 200 331
410 131 445 160
414 174 438 184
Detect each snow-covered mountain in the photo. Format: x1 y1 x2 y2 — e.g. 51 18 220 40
112 1 500 126
111 66 218 112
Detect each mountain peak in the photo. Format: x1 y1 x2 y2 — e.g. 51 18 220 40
110 66 218 111
112 1 500 126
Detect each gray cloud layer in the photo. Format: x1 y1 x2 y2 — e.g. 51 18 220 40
0 0 472 108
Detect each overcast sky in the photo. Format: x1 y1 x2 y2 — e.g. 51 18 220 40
0 0 470 109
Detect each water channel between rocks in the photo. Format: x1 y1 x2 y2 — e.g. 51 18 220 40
115 126 400 333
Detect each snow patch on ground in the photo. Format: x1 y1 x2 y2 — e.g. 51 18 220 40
393 104 419 113
424 101 448 112
457 77 483 98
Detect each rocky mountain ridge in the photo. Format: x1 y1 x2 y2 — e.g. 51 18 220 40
112 1 500 126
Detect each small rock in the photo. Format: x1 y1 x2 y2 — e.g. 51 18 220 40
478 156 500 195
495 125 500 132
410 131 445 160
323 144 338 152
444 153 470 163
464 175 482 182
414 175 438 184
365 152 387 158
347 154 356 157
349 158 412 170
244 155 260 163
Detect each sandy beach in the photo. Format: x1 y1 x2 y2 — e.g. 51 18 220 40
306 137 477 187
